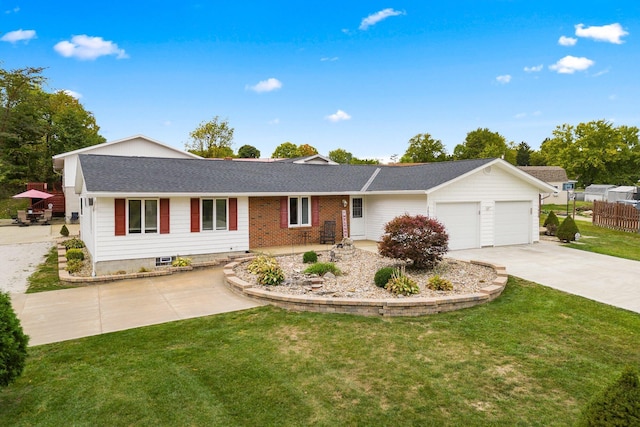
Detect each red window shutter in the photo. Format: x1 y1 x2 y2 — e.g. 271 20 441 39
115 199 126 236
311 196 320 226
190 198 200 232
160 199 170 234
229 198 238 231
280 196 288 228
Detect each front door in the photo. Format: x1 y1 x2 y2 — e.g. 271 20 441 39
350 197 365 240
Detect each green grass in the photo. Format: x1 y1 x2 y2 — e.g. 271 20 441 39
26 247 81 293
539 212 640 262
565 221 640 261
2 278 640 426
0 197 28 219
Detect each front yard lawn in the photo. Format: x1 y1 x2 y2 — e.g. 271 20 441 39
2 277 640 426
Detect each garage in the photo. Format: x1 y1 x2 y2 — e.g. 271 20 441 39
494 201 531 246
435 202 480 250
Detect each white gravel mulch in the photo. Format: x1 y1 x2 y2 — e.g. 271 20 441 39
234 249 497 299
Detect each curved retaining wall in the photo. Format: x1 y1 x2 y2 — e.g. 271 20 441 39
224 258 508 317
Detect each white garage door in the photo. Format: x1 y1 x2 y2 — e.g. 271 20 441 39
435 202 480 250
494 201 531 246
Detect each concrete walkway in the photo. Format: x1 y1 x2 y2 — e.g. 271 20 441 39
11 268 264 346
448 240 640 314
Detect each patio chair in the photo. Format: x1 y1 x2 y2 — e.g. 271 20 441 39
16 210 28 227
42 209 53 225
319 220 336 244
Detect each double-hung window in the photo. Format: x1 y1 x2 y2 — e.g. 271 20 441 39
289 196 310 227
202 199 228 231
128 199 158 234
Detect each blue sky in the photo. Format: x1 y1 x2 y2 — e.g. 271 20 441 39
2 1 639 161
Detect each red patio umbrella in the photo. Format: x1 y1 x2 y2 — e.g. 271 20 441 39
12 189 54 199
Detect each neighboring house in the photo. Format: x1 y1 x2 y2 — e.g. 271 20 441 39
607 186 638 202
584 184 616 202
518 166 569 205
53 135 201 221
75 155 557 275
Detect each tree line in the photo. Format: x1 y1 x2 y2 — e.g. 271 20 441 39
3 66 638 193
0 66 105 194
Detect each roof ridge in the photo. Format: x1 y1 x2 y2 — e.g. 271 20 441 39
360 168 381 192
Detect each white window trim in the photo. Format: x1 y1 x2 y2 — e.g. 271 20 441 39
127 199 159 235
288 196 311 228
201 198 229 231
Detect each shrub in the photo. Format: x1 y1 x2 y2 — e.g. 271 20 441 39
378 214 449 269
258 265 285 286
427 275 453 291
66 259 83 274
247 256 285 286
577 366 640 426
556 216 580 242
172 257 192 267
0 291 29 387
65 248 84 261
60 224 69 237
385 268 419 296
543 211 560 236
302 251 318 264
303 262 341 276
374 267 398 287
62 237 84 249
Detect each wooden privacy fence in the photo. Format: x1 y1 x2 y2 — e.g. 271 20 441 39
592 200 640 232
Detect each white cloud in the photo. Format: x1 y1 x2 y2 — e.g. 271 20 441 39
359 8 405 30
532 111 542 116
575 23 628 44
514 113 527 119
62 89 81 99
246 77 282 93
4 7 19 14
592 68 610 77
496 74 511 84
558 36 577 46
321 57 339 62
609 94 617 101
1 29 36 43
524 64 543 72
325 110 351 122
549 55 595 74
163 120 172 126
268 118 280 125
54 35 128 60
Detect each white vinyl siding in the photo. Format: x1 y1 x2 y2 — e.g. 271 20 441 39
89 197 249 263
365 194 427 241
427 164 541 248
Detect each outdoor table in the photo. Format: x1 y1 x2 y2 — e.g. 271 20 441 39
27 211 43 223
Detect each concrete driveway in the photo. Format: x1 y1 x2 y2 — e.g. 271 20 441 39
10 268 264 346
448 240 640 314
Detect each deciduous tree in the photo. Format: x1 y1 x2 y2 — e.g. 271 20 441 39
185 116 234 158
328 148 353 164
400 133 448 163
237 144 260 158
453 128 515 163
540 120 640 186
271 142 300 158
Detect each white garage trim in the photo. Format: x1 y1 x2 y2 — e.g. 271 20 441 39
494 201 531 246
435 202 480 250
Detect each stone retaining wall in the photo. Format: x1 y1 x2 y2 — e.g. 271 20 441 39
224 257 508 317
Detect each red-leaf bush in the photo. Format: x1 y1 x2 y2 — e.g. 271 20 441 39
378 214 449 269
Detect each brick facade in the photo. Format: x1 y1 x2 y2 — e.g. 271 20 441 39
249 195 350 248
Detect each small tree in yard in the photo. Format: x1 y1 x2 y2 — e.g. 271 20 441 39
543 211 560 236
556 215 580 242
378 214 449 269
0 291 29 387
577 366 640 426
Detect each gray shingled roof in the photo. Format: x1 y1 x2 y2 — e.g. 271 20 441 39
517 166 568 183
78 154 495 194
